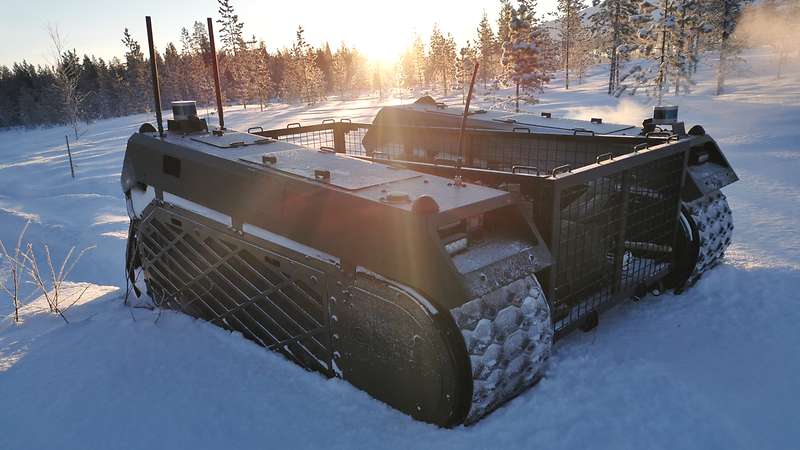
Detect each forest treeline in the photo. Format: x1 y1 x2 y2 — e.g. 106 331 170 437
0 0 796 131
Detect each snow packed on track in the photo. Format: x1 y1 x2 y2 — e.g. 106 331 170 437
1 48 798 449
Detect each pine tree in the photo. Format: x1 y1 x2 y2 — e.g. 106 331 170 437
618 0 680 102
428 25 457 95
590 0 640 94
161 43 182 104
501 2 553 111
456 42 478 103
121 28 148 112
282 26 325 104
190 21 214 106
217 0 245 53
476 11 498 89
670 0 702 95
497 0 514 53
556 0 586 89
399 37 424 91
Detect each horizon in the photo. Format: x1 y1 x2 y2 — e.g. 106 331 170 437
1 0 559 67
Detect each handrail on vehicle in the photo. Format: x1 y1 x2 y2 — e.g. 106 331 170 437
596 153 614 164
512 165 540 175
551 165 572 177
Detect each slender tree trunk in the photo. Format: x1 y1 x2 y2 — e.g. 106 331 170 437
675 5 686 95
658 29 668 104
565 5 571 90
716 1 732 96
515 82 520 112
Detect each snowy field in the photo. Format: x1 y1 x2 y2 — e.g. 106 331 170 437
1 48 799 449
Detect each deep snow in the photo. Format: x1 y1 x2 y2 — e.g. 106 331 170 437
1 48 798 450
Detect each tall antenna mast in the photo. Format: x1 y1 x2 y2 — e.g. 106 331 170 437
456 62 479 172
145 16 164 137
207 17 225 131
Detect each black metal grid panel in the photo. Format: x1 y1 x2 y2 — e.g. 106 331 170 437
550 152 685 332
273 127 335 151
551 172 624 329
342 124 369 156
137 206 332 374
364 127 646 174
619 153 685 291
255 122 690 337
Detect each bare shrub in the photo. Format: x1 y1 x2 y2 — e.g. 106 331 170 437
23 244 95 323
0 222 33 322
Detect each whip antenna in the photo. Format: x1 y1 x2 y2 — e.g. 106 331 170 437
207 17 225 131
456 62 479 175
145 16 163 137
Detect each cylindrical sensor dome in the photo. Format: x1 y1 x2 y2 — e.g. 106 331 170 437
172 101 198 121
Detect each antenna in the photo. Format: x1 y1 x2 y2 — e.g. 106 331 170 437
207 17 225 131
456 62 479 174
145 16 164 137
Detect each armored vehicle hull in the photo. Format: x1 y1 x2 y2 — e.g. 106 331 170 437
122 127 555 426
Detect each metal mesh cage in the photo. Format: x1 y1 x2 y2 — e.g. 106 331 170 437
550 152 684 332
137 205 332 374
254 121 689 336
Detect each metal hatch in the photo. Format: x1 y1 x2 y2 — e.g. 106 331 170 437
242 148 421 191
191 131 273 148
494 114 637 135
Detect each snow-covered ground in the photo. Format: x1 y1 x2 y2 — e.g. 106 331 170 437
1 48 798 449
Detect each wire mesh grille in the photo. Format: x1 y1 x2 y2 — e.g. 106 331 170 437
364 127 642 174
272 128 335 150
258 122 687 334
552 152 685 332
343 125 369 156
137 206 332 373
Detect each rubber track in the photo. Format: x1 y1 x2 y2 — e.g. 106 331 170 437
684 191 734 286
449 275 553 425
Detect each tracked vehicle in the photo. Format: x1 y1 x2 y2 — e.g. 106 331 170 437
123 18 737 428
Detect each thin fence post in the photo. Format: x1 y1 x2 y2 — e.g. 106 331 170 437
65 135 75 179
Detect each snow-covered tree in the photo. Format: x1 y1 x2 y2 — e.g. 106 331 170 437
456 42 478 103
399 35 425 90
497 0 514 55
556 0 586 89
475 11 499 88
246 41 272 110
618 1 686 102
590 0 641 94
282 26 325 104
427 25 457 95
501 2 553 111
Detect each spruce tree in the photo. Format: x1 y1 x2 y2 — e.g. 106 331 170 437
476 11 498 88
217 0 245 53
501 2 552 111
121 28 148 112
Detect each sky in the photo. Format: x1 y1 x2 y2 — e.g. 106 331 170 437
0 0 559 67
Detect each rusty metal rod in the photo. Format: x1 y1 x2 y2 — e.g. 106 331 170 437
207 17 225 130
145 16 163 137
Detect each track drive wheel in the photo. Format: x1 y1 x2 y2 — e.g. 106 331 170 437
668 191 734 291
